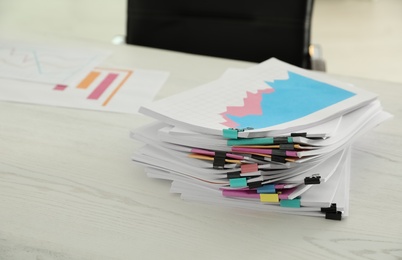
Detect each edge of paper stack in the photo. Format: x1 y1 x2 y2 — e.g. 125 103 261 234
130 58 392 221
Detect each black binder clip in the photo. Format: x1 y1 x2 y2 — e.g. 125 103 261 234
325 211 342 221
272 150 287 157
227 172 241 179
279 144 296 150
304 174 321 185
250 154 266 161
247 181 263 189
273 137 289 144
321 203 337 213
271 155 287 163
321 203 342 220
291 132 307 137
213 151 226 169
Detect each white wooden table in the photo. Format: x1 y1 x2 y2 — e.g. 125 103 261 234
0 31 401 260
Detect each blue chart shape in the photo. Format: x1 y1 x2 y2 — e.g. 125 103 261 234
225 71 356 129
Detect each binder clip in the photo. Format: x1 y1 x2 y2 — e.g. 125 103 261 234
321 203 337 213
291 132 307 137
279 144 296 150
273 137 291 144
251 154 266 161
325 211 342 221
227 172 241 179
222 127 253 139
304 174 321 185
247 181 263 189
271 155 287 163
213 151 226 169
241 163 258 173
271 149 287 157
280 198 301 208
257 184 275 194
229 177 247 188
321 203 342 220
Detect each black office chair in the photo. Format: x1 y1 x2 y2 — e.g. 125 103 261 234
126 0 324 70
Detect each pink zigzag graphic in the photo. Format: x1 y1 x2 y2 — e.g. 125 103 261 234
220 88 274 128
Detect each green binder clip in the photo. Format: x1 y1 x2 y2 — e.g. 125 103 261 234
222 127 253 139
229 177 247 188
280 198 301 208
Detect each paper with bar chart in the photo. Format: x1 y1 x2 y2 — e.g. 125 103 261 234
0 41 169 114
0 66 169 114
139 58 377 136
0 41 109 84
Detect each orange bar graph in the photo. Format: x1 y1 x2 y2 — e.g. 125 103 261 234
77 71 100 89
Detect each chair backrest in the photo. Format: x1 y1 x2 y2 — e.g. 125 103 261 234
126 0 314 69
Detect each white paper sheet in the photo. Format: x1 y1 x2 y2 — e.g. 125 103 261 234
0 67 169 114
0 40 109 84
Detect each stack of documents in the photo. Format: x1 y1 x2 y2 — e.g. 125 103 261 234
131 58 391 220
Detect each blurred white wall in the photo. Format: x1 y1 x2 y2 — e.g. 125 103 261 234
0 0 127 41
312 0 402 83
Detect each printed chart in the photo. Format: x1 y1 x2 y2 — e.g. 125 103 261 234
0 40 169 114
221 71 356 129
0 66 169 114
54 67 133 107
0 41 109 84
